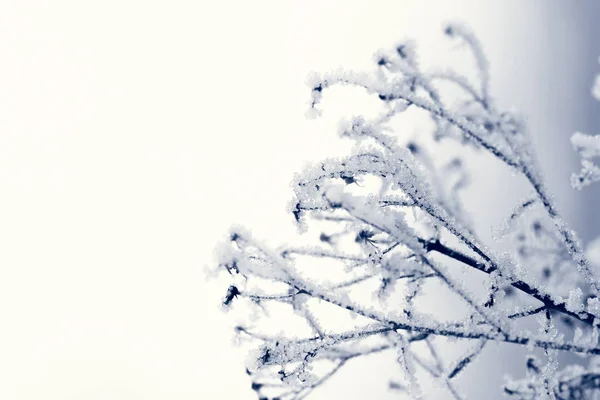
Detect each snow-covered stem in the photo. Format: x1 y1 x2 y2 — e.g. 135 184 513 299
213 24 600 399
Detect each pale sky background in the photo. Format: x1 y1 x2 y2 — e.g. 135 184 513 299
0 1 599 399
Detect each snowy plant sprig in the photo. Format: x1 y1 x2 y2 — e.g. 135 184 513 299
214 24 600 400
570 60 600 190
571 132 600 190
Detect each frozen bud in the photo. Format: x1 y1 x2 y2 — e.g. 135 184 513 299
566 288 584 314
588 297 600 318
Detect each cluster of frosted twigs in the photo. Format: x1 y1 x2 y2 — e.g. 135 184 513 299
214 23 600 400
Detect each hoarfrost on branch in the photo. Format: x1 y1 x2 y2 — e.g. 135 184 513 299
212 23 600 399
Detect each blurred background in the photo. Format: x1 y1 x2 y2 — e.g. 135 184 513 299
0 1 599 399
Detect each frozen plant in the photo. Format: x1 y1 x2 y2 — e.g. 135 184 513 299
212 23 600 399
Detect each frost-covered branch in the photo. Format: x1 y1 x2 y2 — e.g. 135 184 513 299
213 23 600 399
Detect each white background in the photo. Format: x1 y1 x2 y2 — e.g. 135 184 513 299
0 1 597 399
